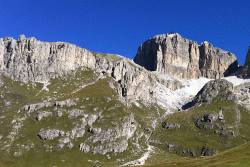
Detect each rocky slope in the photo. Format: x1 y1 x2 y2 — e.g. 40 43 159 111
134 33 238 79
182 79 236 109
0 34 250 166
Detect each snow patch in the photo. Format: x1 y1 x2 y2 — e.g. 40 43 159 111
134 101 141 108
154 77 211 109
223 76 250 86
154 74 250 110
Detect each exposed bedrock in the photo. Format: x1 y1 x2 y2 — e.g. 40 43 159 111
182 79 235 109
238 46 250 79
0 35 95 83
134 33 238 79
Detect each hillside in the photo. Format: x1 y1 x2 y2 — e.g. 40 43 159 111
0 34 250 166
145 141 250 167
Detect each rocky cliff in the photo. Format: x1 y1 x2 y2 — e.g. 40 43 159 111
0 35 181 109
238 46 250 78
0 35 96 83
134 33 238 79
95 57 157 105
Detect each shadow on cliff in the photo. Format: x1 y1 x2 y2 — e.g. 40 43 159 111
181 97 199 110
223 60 240 77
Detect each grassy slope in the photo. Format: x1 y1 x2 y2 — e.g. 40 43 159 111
150 93 250 156
146 141 250 167
91 52 122 62
0 68 160 166
1 66 250 166
145 91 250 166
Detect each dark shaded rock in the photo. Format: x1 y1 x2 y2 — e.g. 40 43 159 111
238 46 250 78
162 122 180 129
203 113 218 123
201 147 219 156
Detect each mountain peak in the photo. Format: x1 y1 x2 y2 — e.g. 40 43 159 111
134 33 238 79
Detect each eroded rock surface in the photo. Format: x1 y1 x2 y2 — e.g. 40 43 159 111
134 33 238 79
182 79 235 109
38 129 61 140
36 111 52 121
80 114 137 155
0 35 95 83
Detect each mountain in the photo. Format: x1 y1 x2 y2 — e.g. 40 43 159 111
134 33 238 79
0 34 250 167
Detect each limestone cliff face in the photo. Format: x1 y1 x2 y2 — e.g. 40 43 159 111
238 47 250 78
134 33 238 79
95 58 156 105
0 35 95 83
134 33 201 79
199 41 238 79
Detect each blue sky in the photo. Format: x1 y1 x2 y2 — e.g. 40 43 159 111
0 0 249 65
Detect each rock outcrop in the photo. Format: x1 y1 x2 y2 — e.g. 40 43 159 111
182 79 235 109
134 33 238 79
36 111 52 121
0 35 95 83
95 57 156 104
238 46 250 78
80 114 137 155
38 129 61 140
162 122 180 129
234 82 250 110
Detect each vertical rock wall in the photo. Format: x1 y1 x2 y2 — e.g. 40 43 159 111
199 41 238 79
134 33 238 79
238 47 250 78
0 35 96 83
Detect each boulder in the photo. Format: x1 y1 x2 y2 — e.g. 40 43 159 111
58 137 70 144
68 142 74 149
36 111 52 121
162 122 180 129
79 143 90 153
56 110 63 117
38 129 60 140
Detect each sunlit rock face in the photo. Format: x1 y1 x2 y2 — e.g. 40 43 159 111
0 35 96 83
199 41 238 79
134 33 238 79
